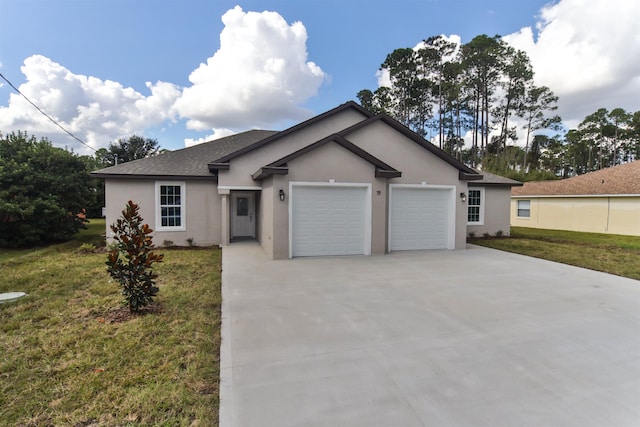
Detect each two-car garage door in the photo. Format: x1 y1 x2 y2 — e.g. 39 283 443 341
290 183 454 257
290 184 370 257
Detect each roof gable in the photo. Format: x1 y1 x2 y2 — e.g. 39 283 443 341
512 161 640 196
251 134 401 180
208 101 372 170
337 113 481 181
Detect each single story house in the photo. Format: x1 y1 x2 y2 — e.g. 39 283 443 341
511 161 640 236
93 101 520 259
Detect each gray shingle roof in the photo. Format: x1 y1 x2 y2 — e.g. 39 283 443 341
91 130 278 178
470 170 522 187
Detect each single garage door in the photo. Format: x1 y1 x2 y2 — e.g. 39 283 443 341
291 185 369 257
389 186 453 251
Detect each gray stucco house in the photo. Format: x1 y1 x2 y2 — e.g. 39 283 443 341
92 101 519 259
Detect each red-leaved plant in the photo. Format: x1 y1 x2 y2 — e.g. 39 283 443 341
106 201 164 312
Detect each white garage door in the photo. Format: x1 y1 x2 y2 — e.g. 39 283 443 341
390 186 453 251
291 185 369 257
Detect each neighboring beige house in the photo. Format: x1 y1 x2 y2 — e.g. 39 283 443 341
511 161 640 236
93 101 518 259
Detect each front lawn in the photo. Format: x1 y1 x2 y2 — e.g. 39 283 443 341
470 227 640 281
0 219 221 426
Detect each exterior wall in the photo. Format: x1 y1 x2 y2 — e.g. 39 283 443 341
467 186 512 237
269 142 387 259
510 196 640 236
218 108 368 188
258 178 275 259
346 120 467 249
105 178 221 246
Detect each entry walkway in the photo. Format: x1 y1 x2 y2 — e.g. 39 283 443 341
220 242 640 427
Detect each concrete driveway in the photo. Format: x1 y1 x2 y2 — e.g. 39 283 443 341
219 242 640 427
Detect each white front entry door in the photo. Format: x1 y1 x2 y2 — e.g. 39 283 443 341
231 193 255 238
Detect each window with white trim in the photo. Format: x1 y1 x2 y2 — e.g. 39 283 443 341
156 182 185 230
467 188 484 224
517 200 530 218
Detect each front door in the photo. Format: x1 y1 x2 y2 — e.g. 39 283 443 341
231 193 255 238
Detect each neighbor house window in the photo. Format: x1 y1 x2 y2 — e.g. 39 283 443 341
517 200 530 218
467 188 484 224
156 182 186 230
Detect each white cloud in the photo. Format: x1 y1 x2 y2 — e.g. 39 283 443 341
174 6 326 132
184 128 235 147
0 55 181 153
503 0 640 128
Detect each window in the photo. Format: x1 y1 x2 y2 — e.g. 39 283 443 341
236 197 248 216
517 200 531 218
156 182 185 230
467 188 484 224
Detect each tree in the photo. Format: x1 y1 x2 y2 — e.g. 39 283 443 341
106 201 164 313
461 35 505 166
0 131 91 247
520 85 561 170
96 135 159 167
79 154 106 218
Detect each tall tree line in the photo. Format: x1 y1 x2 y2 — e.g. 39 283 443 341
357 34 561 171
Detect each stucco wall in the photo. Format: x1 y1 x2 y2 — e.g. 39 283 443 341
467 186 512 237
346 120 468 249
105 179 221 246
218 108 368 188
511 196 640 236
258 179 275 259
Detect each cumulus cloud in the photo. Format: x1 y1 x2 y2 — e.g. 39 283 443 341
503 0 640 128
184 128 235 147
174 5 326 138
0 55 181 153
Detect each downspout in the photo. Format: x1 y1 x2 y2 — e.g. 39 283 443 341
606 197 611 232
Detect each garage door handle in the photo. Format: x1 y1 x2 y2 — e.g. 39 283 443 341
250 213 253 222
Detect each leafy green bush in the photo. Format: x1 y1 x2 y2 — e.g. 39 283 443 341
0 131 91 247
106 201 164 312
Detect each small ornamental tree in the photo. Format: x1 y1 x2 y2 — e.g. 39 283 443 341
106 201 164 312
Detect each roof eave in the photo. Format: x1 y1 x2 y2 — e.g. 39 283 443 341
90 173 217 181
459 172 483 181
252 166 289 181
376 169 402 178
208 163 230 173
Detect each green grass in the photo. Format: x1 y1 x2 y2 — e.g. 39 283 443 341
0 219 221 426
471 227 640 280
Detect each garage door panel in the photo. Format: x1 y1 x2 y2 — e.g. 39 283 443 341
390 187 452 251
291 186 368 257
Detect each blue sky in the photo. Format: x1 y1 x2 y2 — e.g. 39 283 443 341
0 0 638 153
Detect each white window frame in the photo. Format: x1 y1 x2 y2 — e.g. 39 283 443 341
517 199 531 218
466 187 484 225
155 181 186 231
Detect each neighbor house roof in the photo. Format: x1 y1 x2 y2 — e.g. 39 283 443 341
469 170 522 187
91 130 278 179
512 161 640 196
